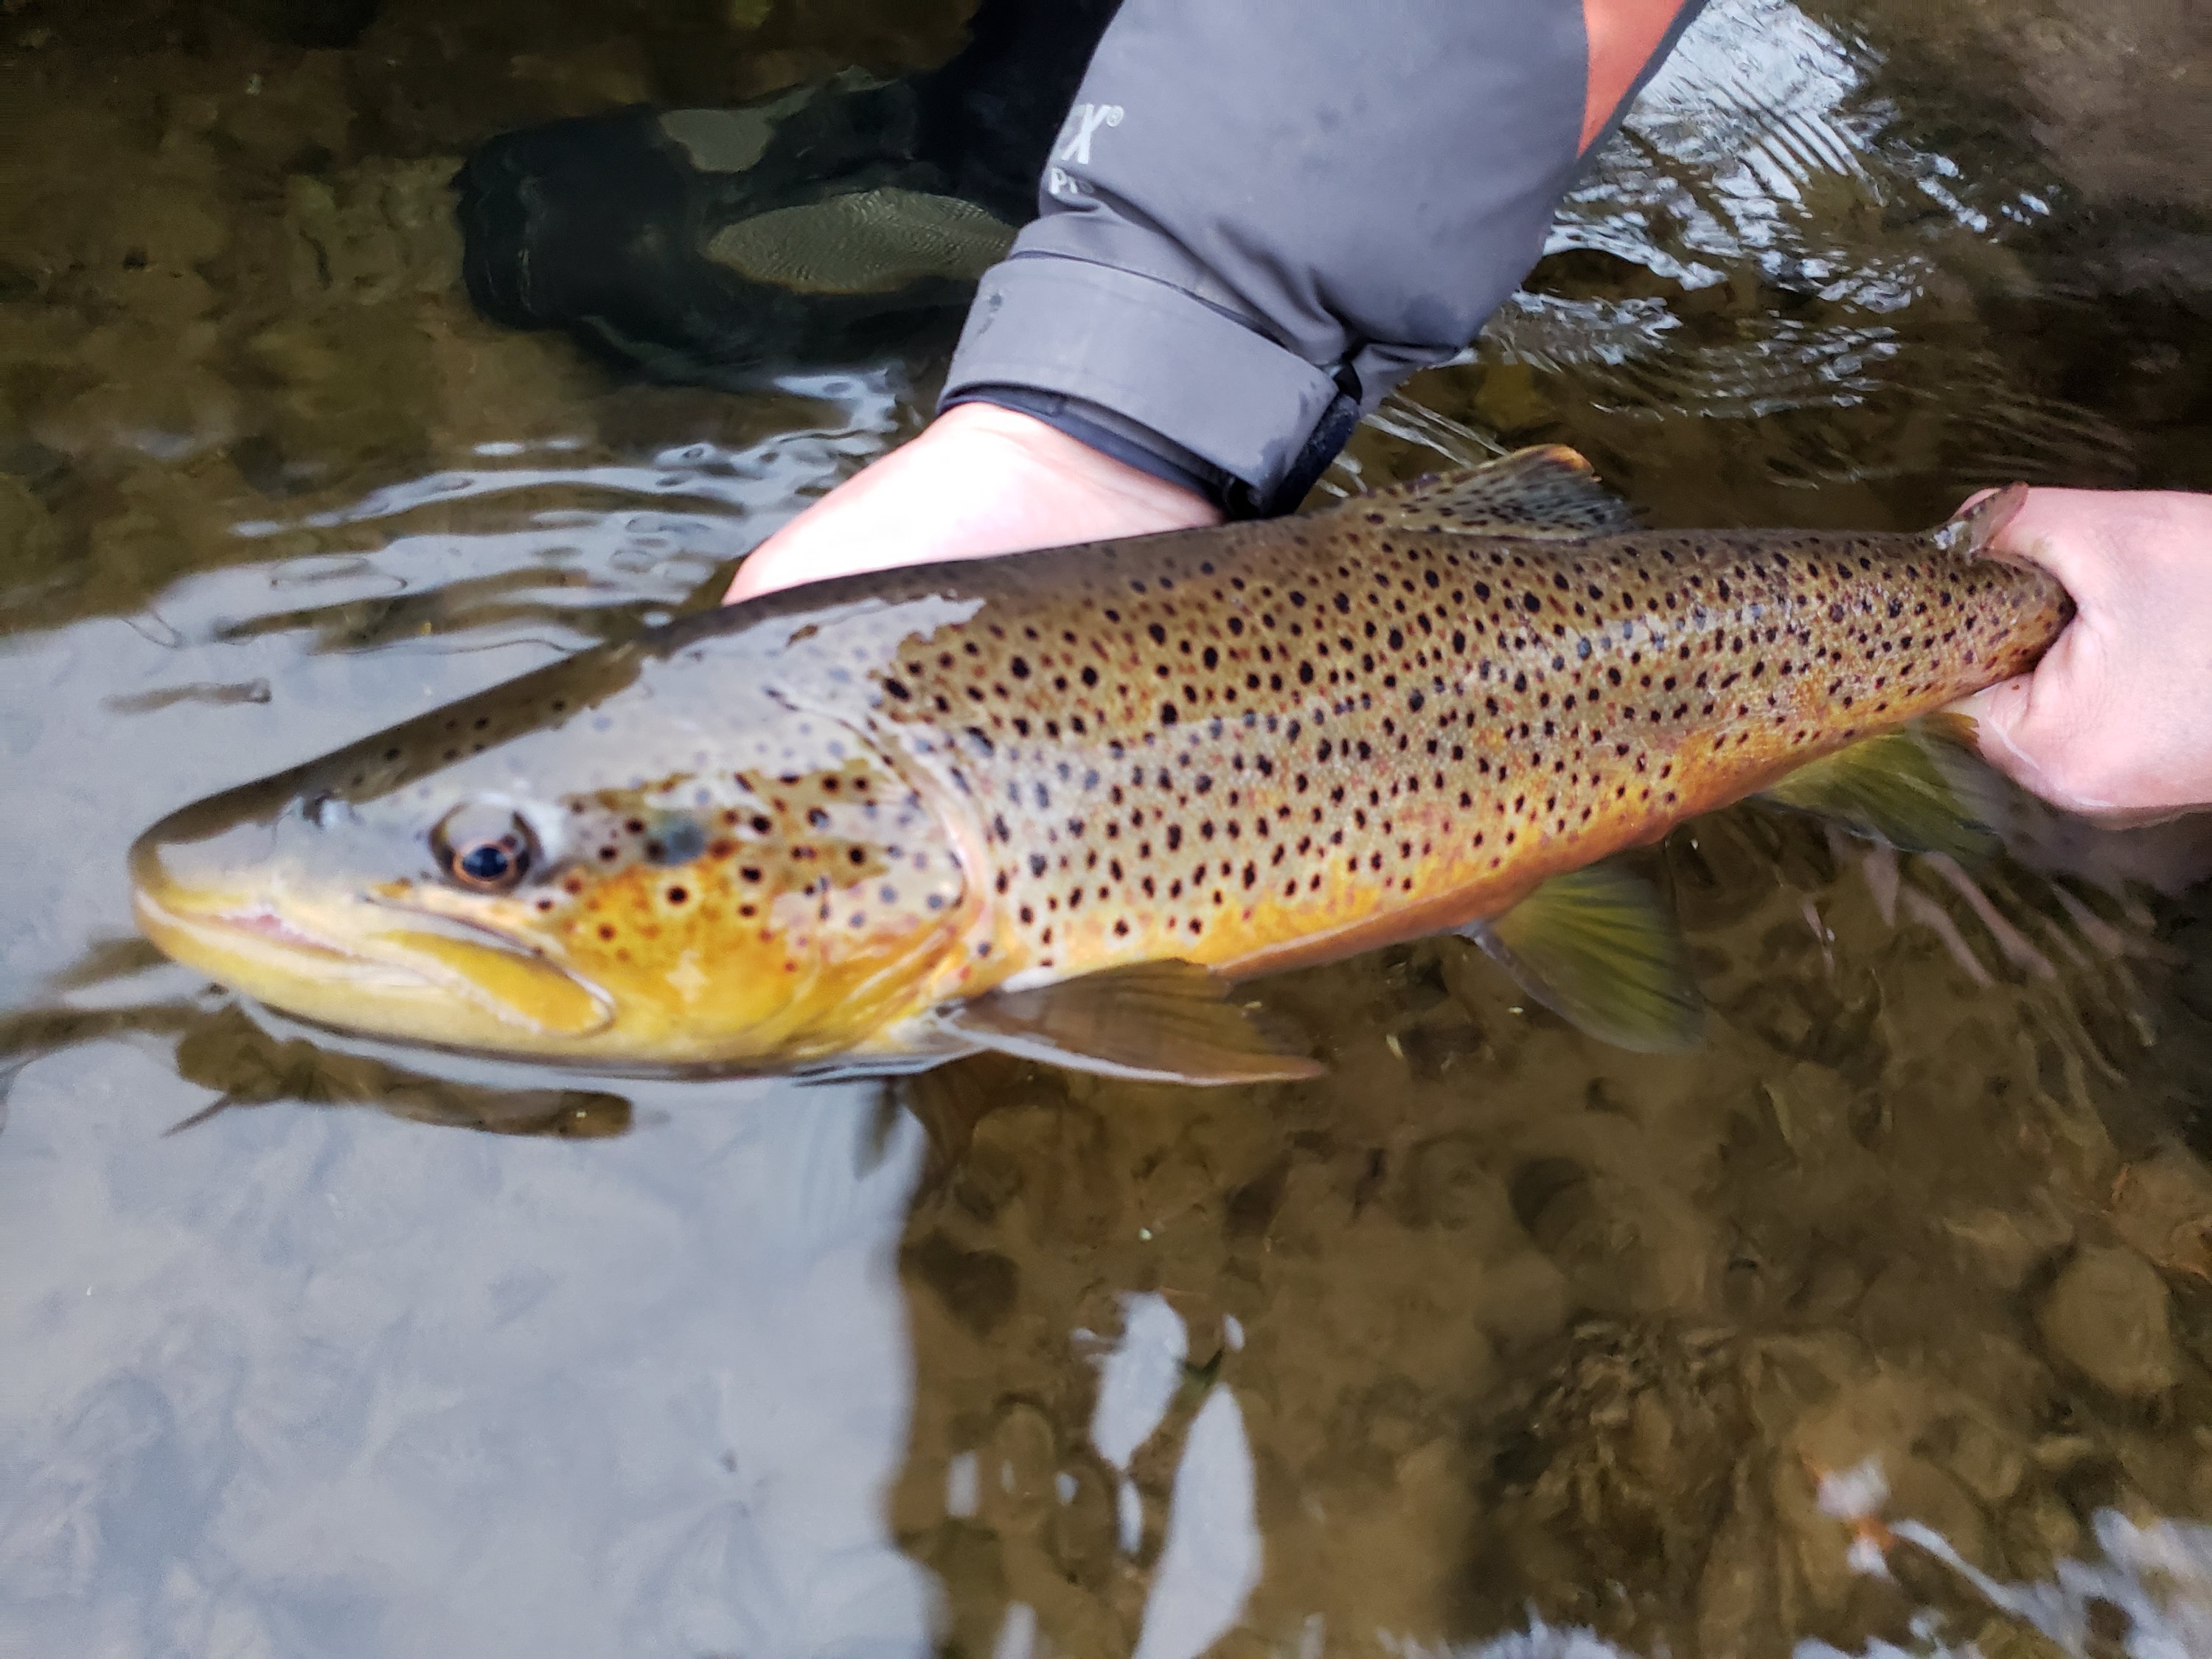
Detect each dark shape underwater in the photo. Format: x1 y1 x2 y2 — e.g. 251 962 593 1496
453 0 1120 387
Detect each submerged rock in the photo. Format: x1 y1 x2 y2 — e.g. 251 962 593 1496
0 475 58 580
2037 1246 2181 1401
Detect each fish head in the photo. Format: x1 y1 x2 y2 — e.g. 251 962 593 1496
130 644 975 1069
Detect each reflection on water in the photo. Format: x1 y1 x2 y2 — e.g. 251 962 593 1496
1399 1502 2212 1658
1338 0 2201 522
3 0 2211 1652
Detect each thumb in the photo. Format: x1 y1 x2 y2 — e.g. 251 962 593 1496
1947 675 2041 793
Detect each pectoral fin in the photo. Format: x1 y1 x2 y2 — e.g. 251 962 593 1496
1464 864 1703 1053
1759 715 2002 860
939 961 1324 1086
1335 445 1638 539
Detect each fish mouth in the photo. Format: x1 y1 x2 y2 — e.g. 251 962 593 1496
131 846 613 1046
192 904 366 962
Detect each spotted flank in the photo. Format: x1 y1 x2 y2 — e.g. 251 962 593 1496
130 448 2073 1083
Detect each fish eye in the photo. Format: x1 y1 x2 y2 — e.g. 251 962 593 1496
432 804 540 894
452 838 526 889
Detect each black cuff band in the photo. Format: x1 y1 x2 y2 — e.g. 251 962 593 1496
943 386 1227 504
1220 366 1363 521
951 364 1362 522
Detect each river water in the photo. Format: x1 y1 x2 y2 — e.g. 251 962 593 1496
3 0 2211 1653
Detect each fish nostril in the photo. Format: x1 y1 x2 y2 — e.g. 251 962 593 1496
301 790 344 830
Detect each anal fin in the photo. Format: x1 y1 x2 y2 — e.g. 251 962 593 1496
939 961 1323 1086
1463 863 1703 1053
1759 715 2002 860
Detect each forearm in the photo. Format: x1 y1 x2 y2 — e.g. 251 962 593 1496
944 0 1703 513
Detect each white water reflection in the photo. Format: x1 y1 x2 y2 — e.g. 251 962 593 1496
0 363 936 1653
1085 1295 1190 1475
945 1449 981 1518
992 1600 1041 1659
1131 1386 1262 1659
1388 1623 1634 1659
1386 1501 2212 1659
1559 0 2019 282
1872 1510 2212 1659
0 1053 935 1657
234 370 897 537
1082 1292 1189 1554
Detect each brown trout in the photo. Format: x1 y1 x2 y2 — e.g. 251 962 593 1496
131 448 2071 1082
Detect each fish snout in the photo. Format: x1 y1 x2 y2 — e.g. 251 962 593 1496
129 789 290 922
130 782 619 1050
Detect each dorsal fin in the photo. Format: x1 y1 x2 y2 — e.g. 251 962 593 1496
1330 445 1637 539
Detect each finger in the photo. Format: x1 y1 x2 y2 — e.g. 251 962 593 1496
1946 675 2044 793
1967 487 2121 607
724 535 837 605
724 538 790 604
723 486 860 604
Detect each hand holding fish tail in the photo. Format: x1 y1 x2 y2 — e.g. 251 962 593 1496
1951 488 2212 825
723 403 1219 604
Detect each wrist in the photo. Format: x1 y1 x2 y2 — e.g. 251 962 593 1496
946 386 1228 506
723 402 1218 605
925 401 1221 532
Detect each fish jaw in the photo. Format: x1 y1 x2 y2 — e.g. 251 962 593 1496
129 822 616 1053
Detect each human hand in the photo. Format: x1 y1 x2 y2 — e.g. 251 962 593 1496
1952 487 2212 824
723 401 1220 604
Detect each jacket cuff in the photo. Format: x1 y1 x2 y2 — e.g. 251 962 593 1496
943 384 1228 503
939 253 1343 504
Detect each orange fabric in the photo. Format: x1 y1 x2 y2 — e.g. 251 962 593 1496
1581 0 1690 151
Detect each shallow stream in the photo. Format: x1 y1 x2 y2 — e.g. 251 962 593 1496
4 0 2212 1652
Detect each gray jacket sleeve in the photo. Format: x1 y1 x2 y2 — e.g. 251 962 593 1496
939 0 1681 512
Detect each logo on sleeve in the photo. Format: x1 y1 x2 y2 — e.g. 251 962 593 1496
1046 102 1123 201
